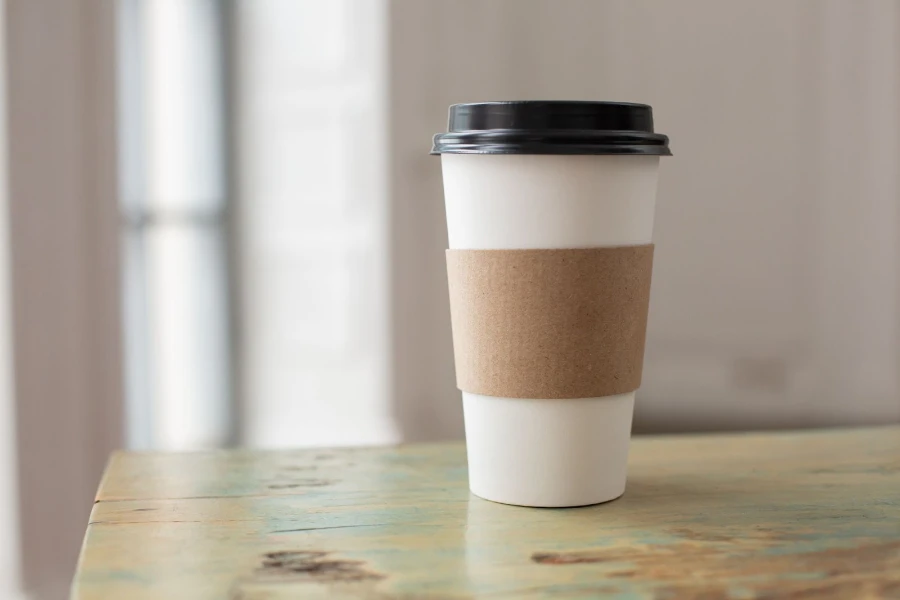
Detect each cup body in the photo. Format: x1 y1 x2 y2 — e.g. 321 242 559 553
441 153 660 507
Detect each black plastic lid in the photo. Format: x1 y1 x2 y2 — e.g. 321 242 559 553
431 101 671 156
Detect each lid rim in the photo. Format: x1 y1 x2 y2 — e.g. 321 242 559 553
448 100 655 110
430 146 672 156
434 100 672 156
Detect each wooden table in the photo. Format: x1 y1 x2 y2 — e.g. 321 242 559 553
73 426 900 599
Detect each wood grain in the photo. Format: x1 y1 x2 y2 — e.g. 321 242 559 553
73 426 900 599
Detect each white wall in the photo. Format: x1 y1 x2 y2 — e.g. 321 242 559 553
610 0 900 431
0 3 24 597
5 0 123 596
389 0 900 438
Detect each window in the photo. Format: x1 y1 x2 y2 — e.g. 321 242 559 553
118 0 395 450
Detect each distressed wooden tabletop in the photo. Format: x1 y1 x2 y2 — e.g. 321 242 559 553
73 426 900 599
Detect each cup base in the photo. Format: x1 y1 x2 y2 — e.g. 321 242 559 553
468 487 626 509
463 392 634 508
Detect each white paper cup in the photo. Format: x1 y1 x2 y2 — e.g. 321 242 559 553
433 102 670 507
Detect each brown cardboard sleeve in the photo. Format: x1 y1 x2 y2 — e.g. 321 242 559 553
446 246 654 399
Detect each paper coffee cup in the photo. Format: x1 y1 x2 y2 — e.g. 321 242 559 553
432 101 671 507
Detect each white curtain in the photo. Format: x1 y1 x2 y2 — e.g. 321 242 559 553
234 0 396 447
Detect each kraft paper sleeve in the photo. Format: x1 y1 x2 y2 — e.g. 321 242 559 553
446 245 654 399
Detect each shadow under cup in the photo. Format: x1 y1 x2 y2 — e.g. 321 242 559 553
433 102 671 507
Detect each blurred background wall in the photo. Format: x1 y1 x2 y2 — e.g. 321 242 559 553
0 4 23 598
6 0 122 597
1 0 899 598
391 0 900 438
